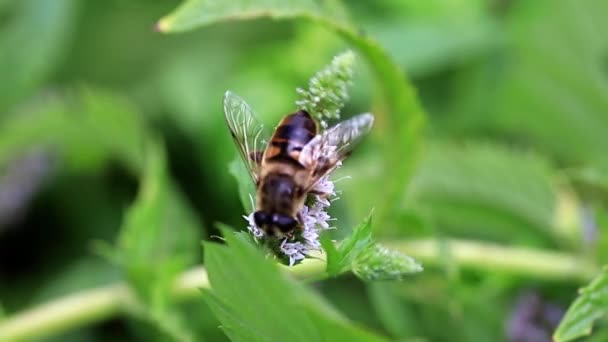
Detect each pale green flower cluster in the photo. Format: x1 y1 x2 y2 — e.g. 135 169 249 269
353 245 423 281
295 50 355 127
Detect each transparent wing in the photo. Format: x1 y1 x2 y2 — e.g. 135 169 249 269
223 91 269 183
299 113 374 190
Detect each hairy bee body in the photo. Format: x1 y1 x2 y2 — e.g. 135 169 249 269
223 91 373 238
256 111 318 236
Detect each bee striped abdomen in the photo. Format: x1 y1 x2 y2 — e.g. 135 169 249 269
265 110 317 165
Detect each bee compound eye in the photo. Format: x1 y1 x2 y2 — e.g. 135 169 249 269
272 214 297 232
253 211 270 227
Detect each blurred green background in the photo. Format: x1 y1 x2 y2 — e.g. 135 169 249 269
1 0 607 341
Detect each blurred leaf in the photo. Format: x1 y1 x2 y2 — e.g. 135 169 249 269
0 88 147 173
115 141 201 341
156 0 347 32
372 20 502 77
404 142 577 243
157 0 426 228
0 0 78 110
203 228 386 341
495 0 608 171
116 140 200 301
32 258 120 304
323 214 422 280
554 268 608 342
368 275 508 341
349 0 501 77
0 150 51 229
368 283 417 338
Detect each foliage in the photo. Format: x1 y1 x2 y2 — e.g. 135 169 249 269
0 88 147 173
0 0 79 110
203 229 385 341
404 142 570 244
323 215 422 280
156 0 426 228
495 0 608 173
554 268 608 342
0 0 607 341
110 140 202 340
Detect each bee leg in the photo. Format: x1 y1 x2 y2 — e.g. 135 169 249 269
297 212 305 227
249 151 263 164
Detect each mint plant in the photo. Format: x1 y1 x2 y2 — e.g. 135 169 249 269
1 0 606 341
233 52 422 274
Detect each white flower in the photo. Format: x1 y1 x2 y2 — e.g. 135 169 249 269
279 240 307 267
244 212 264 239
312 175 336 198
279 185 337 265
242 174 340 266
242 139 347 265
301 228 320 249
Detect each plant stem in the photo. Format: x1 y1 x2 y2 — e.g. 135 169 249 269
0 239 598 341
388 239 600 282
0 283 131 342
0 260 323 341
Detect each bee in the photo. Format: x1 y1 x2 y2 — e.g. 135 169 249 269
223 91 374 238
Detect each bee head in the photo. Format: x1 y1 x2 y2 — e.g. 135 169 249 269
254 211 297 237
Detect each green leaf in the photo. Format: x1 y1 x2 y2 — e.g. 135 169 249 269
157 0 426 228
473 0 608 172
323 214 422 280
368 283 417 338
115 140 202 341
323 215 374 276
0 0 78 110
228 157 256 212
404 142 577 243
554 268 608 342
375 19 502 78
0 88 147 174
117 140 200 303
156 0 347 33
31 258 120 304
203 228 386 341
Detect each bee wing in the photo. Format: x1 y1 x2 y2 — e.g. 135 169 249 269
300 113 374 191
223 91 270 183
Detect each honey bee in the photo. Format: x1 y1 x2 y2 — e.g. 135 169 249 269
224 91 374 238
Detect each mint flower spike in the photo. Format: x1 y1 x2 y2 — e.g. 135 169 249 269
353 245 424 281
245 51 356 266
296 50 355 128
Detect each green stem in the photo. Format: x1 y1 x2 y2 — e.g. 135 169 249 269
0 283 131 342
0 239 597 341
388 239 600 282
0 260 324 341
